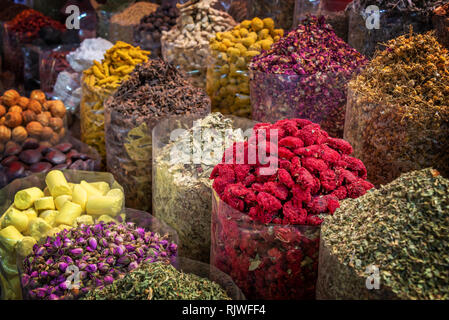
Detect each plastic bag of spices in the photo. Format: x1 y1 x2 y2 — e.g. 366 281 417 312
153 113 255 263
0 169 126 300
39 45 76 94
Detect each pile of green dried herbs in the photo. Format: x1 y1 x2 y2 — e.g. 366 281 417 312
153 113 248 262
345 29 449 186
319 168 449 300
83 261 231 300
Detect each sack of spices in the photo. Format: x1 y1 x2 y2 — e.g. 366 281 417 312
39 45 75 95
317 168 449 300
250 16 367 138
344 30 449 187
347 0 443 57
206 17 284 118
433 3 449 48
16 208 178 300
210 118 374 299
104 59 210 213
247 0 296 31
83 257 244 300
134 2 179 58
153 113 254 263
0 169 127 300
80 41 150 162
161 0 237 88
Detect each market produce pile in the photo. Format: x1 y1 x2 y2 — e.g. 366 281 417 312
345 30 449 186
250 15 367 137
84 260 230 300
320 168 449 300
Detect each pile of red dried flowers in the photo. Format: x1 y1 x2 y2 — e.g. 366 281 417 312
20 221 177 300
210 118 373 299
249 16 367 138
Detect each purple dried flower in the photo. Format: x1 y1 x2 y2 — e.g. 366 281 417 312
117 256 131 265
21 274 30 287
59 262 68 273
104 275 114 285
97 262 109 273
30 271 38 278
70 248 83 256
88 237 98 250
35 246 45 256
59 281 69 290
106 256 115 265
48 294 58 300
128 261 138 271
86 264 97 273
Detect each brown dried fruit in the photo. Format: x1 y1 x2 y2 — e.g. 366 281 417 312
22 110 36 124
48 100 66 118
50 132 60 145
58 127 66 139
0 117 5 126
49 117 63 131
11 126 28 142
17 97 29 109
43 111 52 118
8 105 22 114
41 126 54 140
26 121 43 137
30 90 46 104
0 105 6 117
5 112 23 128
0 125 11 142
27 99 42 114
36 113 49 127
42 101 51 111
2 89 20 107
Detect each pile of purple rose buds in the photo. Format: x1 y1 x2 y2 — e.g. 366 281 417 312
21 221 178 300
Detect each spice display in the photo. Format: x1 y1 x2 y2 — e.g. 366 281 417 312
207 17 283 117
210 118 374 299
81 41 150 161
161 0 237 88
84 259 232 300
345 30 449 186
109 2 159 44
39 47 74 94
20 218 177 300
153 113 252 262
134 2 180 57
433 3 449 48
0 90 67 149
347 0 444 57
250 16 366 138
247 0 295 30
0 169 126 300
317 168 449 300
0 138 101 188
105 59 210 212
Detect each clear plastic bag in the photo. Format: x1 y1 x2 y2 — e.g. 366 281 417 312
39 45 75 94
247 0 296 30
0 170 124 300
1 24 25 87
344 88 449 186
153 114 254 263
17 207 179 300
104 100 210 213
206 53 251 118
211 191 320 300
250 70 354 138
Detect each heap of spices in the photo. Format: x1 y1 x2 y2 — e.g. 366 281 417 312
345 30 449 186
317 168 449 300
0 169 124 300
250 16 366 138
134 2 180 57
104 59 210 212
84 260 232 300
207 17 283 117
108 2 159 44
19 221 177 300
162 0 237 88
247 0 295 30
153 113 251 262
210 118 373 299
80 41 150 161
433 3 449 48
347 0 445 57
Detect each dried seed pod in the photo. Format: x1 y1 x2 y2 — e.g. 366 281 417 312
0 105 6 118
22 110 36 124
49 100 66 118
0 125 12 142
30 90 46 104
17 97 30 109
2 89 20 107
26 121 44 137
27 100 43 114
12 126 28 142
8 105 22 114
5 111 23 128
41 126 54 140
36 113 50 127
49 117 63 131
